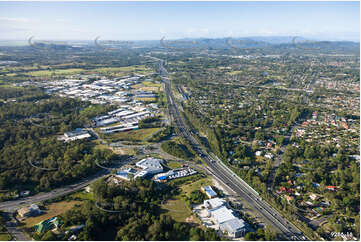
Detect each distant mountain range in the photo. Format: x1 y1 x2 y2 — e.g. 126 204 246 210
0 36 359 48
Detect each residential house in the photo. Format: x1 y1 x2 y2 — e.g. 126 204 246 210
17 204 41 218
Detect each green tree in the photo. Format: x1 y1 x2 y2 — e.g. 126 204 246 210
245 231 256 240
41 231 57 241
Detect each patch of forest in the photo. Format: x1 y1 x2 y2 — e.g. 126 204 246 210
0 87 119 199
36 178 220 241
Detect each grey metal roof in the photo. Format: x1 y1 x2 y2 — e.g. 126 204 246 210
220 218 246 232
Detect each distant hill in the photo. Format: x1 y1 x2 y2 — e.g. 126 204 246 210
240 36 298 44
0 37 359 53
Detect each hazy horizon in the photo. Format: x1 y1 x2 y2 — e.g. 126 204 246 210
0 1 359 42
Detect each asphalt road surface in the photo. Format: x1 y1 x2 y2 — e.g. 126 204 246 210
0 170 109 241
161 59 308 241
0 58 308 241
5 220 29 241
0 170 108 213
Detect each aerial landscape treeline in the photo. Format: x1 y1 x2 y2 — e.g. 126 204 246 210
0 36 359 241
0 88 118 198
40 178 220 241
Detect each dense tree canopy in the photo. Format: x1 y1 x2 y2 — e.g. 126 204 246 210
53 178 219 241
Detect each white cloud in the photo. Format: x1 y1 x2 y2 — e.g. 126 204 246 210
0 17 29 23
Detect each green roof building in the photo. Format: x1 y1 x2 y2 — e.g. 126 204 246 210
34 217 63 233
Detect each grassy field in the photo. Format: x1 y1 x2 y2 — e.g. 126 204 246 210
131 80 162 92
94 65 149 74
22 201 82 228
0 84 23 89
160 176 211 224
143 81 161 87
94 143 111 151
94 142 135 155
160 197 192 223
24 65 151 77
180 177 212 197
166 161 183 169
140 86 160 92
0 233 11 241
68 190 94 201
135 97 157 102
27 68 84 77
130 84 143 89
113 147 137 155
102 128 161 142
228 70 243 75
1 65 48 73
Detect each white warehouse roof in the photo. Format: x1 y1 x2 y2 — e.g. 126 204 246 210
204 197 226 210
211 206 235 224
136 157 163 173
207 203 247 238
220 218 246 233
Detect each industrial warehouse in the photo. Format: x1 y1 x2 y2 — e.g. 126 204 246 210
194 196 248 238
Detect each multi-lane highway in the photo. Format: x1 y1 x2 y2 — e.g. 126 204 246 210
161 60 307 241
1 57 307 241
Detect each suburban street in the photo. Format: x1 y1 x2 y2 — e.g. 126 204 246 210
0 58 308 241
160 59 308 241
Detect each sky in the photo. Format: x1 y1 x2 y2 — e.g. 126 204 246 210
0 1 359 41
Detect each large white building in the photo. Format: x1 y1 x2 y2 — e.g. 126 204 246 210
60 129 91 142
93 107 152 134
219 218 246 238
115 157 164 181
203 198 247 238
136 157 163 174
95 117 119 127
203 197 226 210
